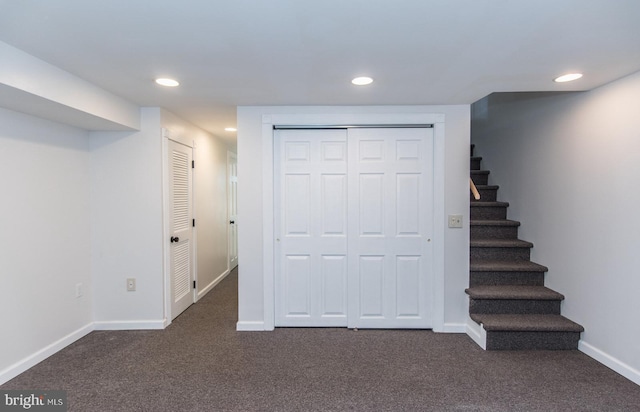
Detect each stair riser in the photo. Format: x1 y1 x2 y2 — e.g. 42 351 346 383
470 225 518 239
469 271 545 286
469 299 561 315
470 172 489 185
485 331 581 350
470 247 530 261
470 158 482 170
470 188 497 202
470 206 507 220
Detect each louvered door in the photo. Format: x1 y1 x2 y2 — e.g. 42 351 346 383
169 139 194 320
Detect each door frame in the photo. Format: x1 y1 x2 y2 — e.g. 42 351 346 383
261 113 446 331
162 128 196 325
227 150 238 271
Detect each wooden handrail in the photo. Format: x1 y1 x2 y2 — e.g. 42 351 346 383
470 178 480 200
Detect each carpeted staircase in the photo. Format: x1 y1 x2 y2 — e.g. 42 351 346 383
467 144 584 350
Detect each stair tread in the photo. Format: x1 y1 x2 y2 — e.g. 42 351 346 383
470 201 509 208
470 314 584 332
470 170 490 175
465 285 564 300
470 260 548 272
470 219 520 227
470 239 533 248
474 185 499 189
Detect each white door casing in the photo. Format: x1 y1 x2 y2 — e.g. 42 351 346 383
228 151 238 270
275 129 349 326
168 138 194 320
274 127 434 328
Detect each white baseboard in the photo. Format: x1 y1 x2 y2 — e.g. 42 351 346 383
465 318 487 350
236 321 266 331
579 340 640 386
93 320 166 330
196 269 230 300
441 323 467 333
0 322 94 385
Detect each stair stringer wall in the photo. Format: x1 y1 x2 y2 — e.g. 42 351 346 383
470 72 640 384
465 316 487 350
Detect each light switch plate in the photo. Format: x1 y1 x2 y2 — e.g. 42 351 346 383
448 214 463 228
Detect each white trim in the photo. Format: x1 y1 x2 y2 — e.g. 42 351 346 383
442 323 467 333
431 117 446 332
236 321 268 331
197 269 230 300
262 113 446 331
579 340 640 386
191 141 198 305
262 120 275 330
465 318 487 350
161 128 172 324
266 113 446 127
0 323 93 385
93 320 166 330
163 127 193 148
227 150 238 271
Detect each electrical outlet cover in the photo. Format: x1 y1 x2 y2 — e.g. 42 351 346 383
127 278 136 291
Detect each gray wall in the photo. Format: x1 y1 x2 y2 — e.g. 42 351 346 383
90 108 165 326
471 70 640 384
0 107 92 379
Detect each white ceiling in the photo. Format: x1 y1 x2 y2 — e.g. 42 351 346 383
1 0 640 143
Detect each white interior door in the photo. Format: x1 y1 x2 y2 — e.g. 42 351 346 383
274 127 434 329
275 129 349 326
348 128 434 328
228 151 238 270
169 139 194 320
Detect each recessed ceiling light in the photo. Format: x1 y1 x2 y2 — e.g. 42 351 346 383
554 73 583 83
155 78 180 87
224 127 237 132
352 76 373 86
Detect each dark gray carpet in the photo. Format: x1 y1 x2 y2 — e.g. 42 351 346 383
3 269 639 411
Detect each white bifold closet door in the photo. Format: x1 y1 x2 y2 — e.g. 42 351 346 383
275 129 349 326
347 128 434 328
275 127 434 329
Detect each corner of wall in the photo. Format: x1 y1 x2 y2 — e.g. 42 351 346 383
0 41 140 131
